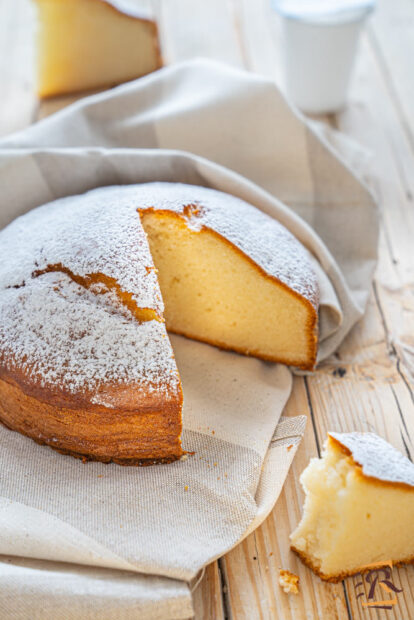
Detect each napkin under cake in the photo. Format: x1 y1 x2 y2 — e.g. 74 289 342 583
0 183 319 464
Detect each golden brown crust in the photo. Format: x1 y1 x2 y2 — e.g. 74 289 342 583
279 569 300 594
0 361 179 412
291 545 414 583
0 376 183 465
139 208 319 370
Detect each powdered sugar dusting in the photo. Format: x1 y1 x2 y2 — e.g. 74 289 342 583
0 187 163 313
0 182 318 402
0 272 179 401
0 182 318 310
330 432 414 487
135 183 319 308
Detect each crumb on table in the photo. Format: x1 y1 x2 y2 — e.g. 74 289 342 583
279 569 300 594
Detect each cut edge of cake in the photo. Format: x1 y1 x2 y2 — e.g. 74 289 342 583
139 204 319 371
35 0 163 98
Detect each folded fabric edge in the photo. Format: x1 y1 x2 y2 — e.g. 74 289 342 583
0 496 141 573
0 555 193 620
180 415 307 574
243 415 307 539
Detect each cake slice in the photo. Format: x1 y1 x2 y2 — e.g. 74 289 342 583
35 0 162 98
138 183 319 370
290 432 414 581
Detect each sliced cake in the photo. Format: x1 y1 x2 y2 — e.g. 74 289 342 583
0 182 319 463
35 0 162 97
290 432 414 581
138 183 318 370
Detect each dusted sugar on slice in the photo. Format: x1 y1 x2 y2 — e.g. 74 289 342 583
138 183 319 370
290 432 414 581
35 0 162 97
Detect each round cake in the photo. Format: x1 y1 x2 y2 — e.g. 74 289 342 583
0 183 319 464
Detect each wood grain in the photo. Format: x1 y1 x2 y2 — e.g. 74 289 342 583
0 0 413 618
221 378 350 620
192 563 225 620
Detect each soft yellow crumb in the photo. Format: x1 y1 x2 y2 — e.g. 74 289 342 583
279 569 299 594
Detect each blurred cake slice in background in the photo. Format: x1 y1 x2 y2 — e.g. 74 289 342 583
290 432 414 581
35 0 162 98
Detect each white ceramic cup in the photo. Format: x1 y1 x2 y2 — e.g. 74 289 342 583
273 0 375 114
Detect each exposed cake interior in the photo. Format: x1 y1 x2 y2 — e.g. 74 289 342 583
140 211 316 368
290 436 414 581
36 0 161 97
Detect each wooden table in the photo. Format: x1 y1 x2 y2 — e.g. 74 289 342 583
1 1 414 618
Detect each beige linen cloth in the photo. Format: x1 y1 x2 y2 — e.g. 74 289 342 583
0 59 377 619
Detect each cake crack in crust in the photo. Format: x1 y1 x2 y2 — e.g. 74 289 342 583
0 182 320 463
32 262 163 324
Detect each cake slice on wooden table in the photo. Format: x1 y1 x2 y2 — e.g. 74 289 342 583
290 432 414 581
35 0 162 97
0 183 319 464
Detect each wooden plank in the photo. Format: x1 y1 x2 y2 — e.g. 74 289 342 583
369 0 414 152
334 28 414 417
157 0 244 67
192 562 225 620
221 377 350 620
314 24 414 620
0 0 38 136
230 1 414 619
